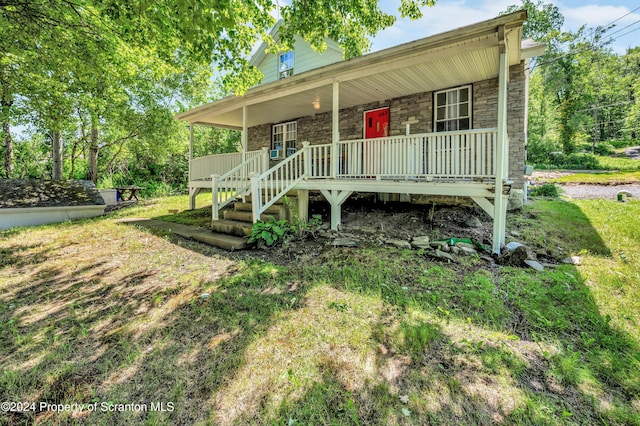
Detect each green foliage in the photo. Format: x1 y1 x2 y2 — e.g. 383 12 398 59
530 183 560 197
504 1 640 156
592 142 615 156
246 217 291 247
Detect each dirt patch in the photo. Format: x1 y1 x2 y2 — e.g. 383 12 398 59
236 194 494 266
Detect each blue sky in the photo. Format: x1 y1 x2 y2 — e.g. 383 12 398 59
371 0 640 54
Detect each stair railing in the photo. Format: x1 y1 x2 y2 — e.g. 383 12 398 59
212 148 269 221
250 142 309 223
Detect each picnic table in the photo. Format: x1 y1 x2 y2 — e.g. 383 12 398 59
115 186 143 201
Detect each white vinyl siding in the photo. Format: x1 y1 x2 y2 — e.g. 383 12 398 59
256 36 343 84
272 121 297 156
434 85 472 132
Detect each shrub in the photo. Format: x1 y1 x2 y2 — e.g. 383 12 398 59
530 183 560 198
594 142 615 156
246 217 290 247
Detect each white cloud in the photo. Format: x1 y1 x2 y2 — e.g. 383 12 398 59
371 0 640 54
372 0 519 52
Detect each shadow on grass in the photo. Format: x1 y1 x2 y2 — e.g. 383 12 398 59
0 216 307 424
1 199 638 425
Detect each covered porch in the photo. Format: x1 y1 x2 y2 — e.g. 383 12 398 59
176 11 542 253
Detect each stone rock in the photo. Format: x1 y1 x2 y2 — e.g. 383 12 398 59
430 241 447 249
465 216 483 228
411 241 432 250
510 230 522 237
459 246 478 256
562 256 581 265
455 242 476 250
431 249 455 262
508 189 524 211
497 242 528 266
332 238 359 247
411 235 431 249
524 260 545 271
451 246 460 255
505 241 525 252
386 239 412 250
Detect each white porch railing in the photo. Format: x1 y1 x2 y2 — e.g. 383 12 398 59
190 150 263 181
250 142 308 222
212 149 269 220
333 128 497 180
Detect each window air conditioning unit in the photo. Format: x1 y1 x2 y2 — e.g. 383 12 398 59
270 149 282 160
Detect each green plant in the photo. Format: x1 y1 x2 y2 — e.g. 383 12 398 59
530 183 560 198
246 217 290 247
282 196 324 241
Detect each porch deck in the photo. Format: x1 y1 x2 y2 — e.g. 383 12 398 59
188 128 507 248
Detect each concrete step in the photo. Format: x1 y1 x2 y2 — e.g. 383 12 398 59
223 209 282 222
191 232 248 251
243 194 298 205
234 202 287 217
211 219 253 237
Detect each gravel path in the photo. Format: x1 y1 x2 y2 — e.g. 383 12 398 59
560 184 640 200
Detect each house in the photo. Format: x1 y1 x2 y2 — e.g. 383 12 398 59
176 11 544 253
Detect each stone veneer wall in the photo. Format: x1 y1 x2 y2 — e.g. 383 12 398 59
247 61 527 189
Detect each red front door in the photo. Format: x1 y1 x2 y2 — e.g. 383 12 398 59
364 107 389 139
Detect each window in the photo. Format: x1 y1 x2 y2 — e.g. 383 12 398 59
434 85 471 132
272 121 297 156
278 51 294 79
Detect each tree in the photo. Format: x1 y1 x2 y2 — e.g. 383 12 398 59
2 0 440 183
503 0 564 49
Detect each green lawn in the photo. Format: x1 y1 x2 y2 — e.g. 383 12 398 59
548 170 640 185
1 196 639 425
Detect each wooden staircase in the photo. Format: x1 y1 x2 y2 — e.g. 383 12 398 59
205 192 296 251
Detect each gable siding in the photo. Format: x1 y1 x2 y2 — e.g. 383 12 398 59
257 36 343 84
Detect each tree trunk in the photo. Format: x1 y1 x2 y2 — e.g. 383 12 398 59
52 130 63 180
87 116 99 183
2 121 12 178
1 87 13 178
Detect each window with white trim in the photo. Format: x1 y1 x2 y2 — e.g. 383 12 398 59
272 121 297 156
278 51 294 79
434 85 471 132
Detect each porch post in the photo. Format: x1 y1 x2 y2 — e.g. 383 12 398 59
332 81 340 178
321 189 352 231
493 25 509 254
242 105 248 162
188 123 196 210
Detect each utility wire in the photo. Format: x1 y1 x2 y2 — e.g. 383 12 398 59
602 5 640 28
606 18 640 38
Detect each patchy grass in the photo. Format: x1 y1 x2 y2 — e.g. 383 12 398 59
1 196 639 425
596 156 640 171
548 170 640 185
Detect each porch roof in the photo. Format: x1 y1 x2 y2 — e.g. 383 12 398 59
176 10 540 130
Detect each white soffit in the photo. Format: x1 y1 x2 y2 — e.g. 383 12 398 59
178 12 527 128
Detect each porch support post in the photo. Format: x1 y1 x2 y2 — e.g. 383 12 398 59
211 174 220 223
296 189 309 223
242 105 248 162
189 187 201 211
332 81 340 178
493 25 509 254
188 123 196 209
321 189 352 231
